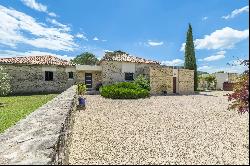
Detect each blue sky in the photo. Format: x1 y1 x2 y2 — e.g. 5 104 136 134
0 0 249 73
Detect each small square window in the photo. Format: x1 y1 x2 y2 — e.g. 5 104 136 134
45 71 53 81
68 72 74 79
125 73 134 81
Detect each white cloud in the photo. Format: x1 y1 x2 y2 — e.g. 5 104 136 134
180 27 249 51
198 64 247 74
93 37 99 41
198 65 212 71
102 39 107 42
21 0 57 17
103 49 113 52
46 18 70 31
21 0 47 12
48 12 56 17
75 33 88 40
199 51 226 62
222 6 249 19
161 59 184 66
148 40 164 46
0 50 73 60
202 16 208 21
0 5 77 51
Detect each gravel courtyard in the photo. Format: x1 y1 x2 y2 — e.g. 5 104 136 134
67 91 249 165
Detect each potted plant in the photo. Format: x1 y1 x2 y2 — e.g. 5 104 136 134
77 83 87 107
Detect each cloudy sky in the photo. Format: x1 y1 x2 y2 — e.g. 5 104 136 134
0 0 249 73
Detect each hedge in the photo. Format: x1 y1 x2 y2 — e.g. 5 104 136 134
100 82 150 99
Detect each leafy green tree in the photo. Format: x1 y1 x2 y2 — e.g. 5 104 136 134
204 75 217 90
105 50 128 57
216 71 225 73
184 23 198 91
71 52 99 65
0 66 11 96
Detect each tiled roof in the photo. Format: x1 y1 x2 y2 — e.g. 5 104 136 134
101 53 160 64
0 55 72 66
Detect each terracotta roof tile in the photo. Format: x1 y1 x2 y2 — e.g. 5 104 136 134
0 55 72 66
101 53 160 64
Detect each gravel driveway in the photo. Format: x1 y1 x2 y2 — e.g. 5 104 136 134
67 91 249 165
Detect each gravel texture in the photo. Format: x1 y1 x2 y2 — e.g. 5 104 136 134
68 91 249 165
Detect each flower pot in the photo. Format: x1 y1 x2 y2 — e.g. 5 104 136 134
78 97 85 106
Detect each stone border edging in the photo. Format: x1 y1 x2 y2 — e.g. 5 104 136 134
0 86 77 165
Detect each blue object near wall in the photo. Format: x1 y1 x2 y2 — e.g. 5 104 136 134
78 97 85 106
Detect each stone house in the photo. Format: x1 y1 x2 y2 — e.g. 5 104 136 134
0 56 75 94
213 72 238 90
0 53 194 95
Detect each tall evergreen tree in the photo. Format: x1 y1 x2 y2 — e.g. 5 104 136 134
184 23 198 91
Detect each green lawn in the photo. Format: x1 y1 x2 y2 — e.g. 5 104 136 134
0 94 57 133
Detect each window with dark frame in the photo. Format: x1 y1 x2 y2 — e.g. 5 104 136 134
68 72 74 79
125 72 134 81
45 71 53 81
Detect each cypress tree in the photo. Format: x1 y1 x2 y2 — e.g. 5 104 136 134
184 23 198 91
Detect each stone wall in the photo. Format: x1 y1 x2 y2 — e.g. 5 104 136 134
76 70 102 89
101 61 159 85
150 67 173 94
0 86 77 165
228 73 238 83
1 64 76 94
214 73 229 90
178 69 194 94
149 67 194 95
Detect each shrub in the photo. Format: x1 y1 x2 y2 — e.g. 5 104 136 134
0 66 11 96
77 83 87 95
100 82 150 99
133 74 150 91
228 60 249 114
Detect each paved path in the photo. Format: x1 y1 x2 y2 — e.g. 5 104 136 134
68 92 249 165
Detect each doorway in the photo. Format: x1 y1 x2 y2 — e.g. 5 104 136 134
85 73 92 89
173 77 177 93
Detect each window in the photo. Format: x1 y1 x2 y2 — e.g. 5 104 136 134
68 72 74 79
125 73 134 81
45 71 53 81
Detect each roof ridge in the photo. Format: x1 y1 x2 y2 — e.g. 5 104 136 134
0 55 72 66
102 53 159 64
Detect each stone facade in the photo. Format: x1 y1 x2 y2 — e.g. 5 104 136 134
1 64 75 94
178 69 194 94
101 60 159 85
1 56 194 95
228 73 238 83
76 70 102 89
150 67 194 95
150 67 173 94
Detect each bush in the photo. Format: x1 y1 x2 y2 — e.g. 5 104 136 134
100 82 150 99
0 66 11 96
228 60 249 114
133 74 150 91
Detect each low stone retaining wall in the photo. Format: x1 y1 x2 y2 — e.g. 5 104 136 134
0 86 77 165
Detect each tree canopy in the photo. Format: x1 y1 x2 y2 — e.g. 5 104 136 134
184 23 198 91
71 52 99 65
